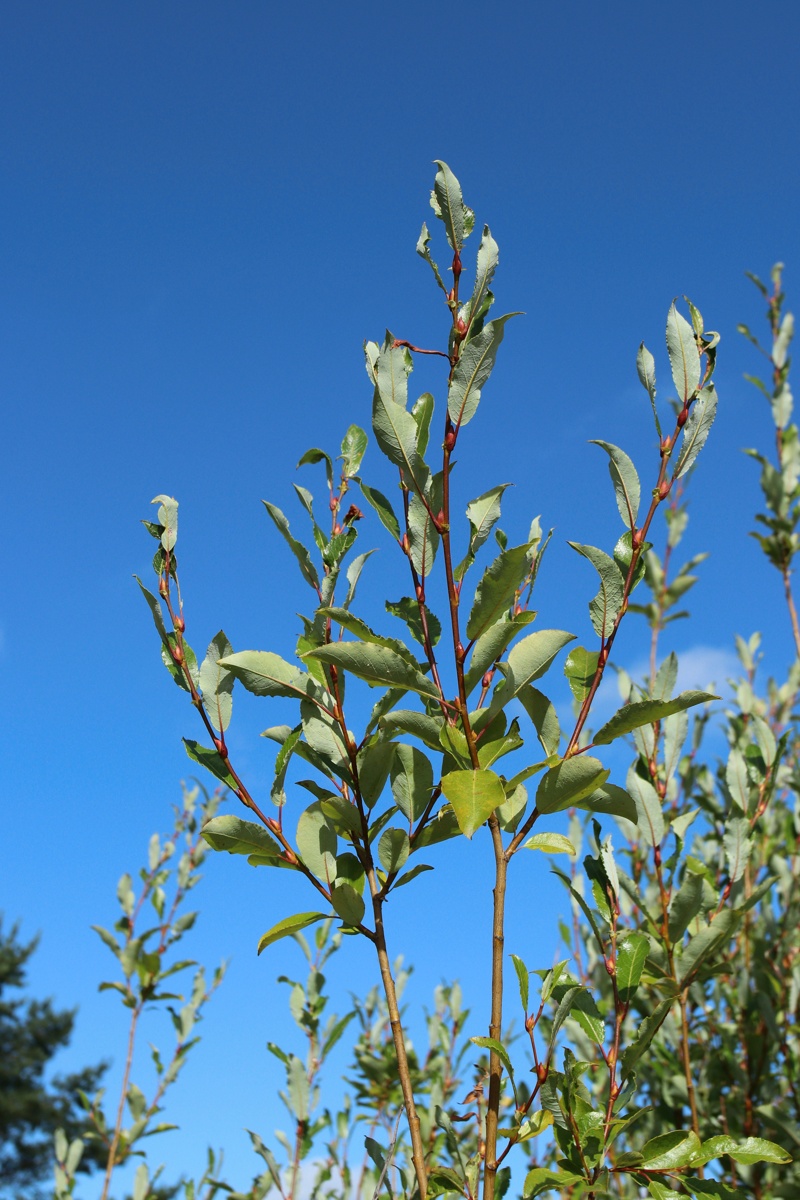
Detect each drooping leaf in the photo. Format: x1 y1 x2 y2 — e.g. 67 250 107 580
594 690 715 745
378 827 410 873
183 739 237 791
355 740 396 808
441 768 506 838
295 802 338 883
263 502 320 590
637 341 662 437
202 814 283 859
135 576 171 645
666 301 701 404
589 440 641 528
536 756 610 815
408 471 443 576
416 221 447 293
330 883 365 926
491 629 576 711
318 606 417 664
448 315 518 429
386 596 442 648
640 1130 702 1170
578 783 637 822
379 708 443 751
219 650 324 704
470 1035 515 1082
257 912 329 954
303 641 439 699
518 686 561 757
297 447 334 488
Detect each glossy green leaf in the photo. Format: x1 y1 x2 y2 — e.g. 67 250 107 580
355 740 396 808
523 1168 586 1198
564 646 599 704
441 768 505 838
471 1035 515 1081
430 160 474 251
340 425 367 478
578 782 637 822
263 501 320 590
678 909 738 985
620 996 674 1080
523 832 576 856
590 440 640 527
391 744 434 822
318 607 417 664
413 807 461 849
674 385 718 479
447 314 517 429
640 1129 701 1169
569 541 624 638
666 301 701 403
257 912 328 954
695 1135 791 1167
297 447 333 488
379 708 443 751
668 869 705 941
303 641 439 699
594 690 715 745
536 756 610 815
201 814 283 860
616 932 649 1002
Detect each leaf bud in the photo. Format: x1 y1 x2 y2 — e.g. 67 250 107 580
172 644 184 665
158 577 169 597
604 956 615 976
213 736 227 758
482 669 495 690
175 616 185 633
536 1063 548 1084
658 479 671 500
416 583 425 603
677 407 689 428
444 429 456 453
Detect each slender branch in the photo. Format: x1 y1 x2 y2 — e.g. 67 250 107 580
99 1005 141 1200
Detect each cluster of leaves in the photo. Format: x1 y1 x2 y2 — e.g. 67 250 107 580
135 165 789 1200
55 784 227 1200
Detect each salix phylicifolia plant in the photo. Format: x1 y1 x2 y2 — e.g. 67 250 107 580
137 164 789 1199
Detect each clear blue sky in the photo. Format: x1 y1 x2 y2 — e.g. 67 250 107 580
2 1 799 1194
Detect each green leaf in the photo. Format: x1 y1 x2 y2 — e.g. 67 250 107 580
263 501 320 590
637 342 662 437
358 480 401 541
372 342 430 497
319 606 417 663
666 301 701 403
616 932 649 1003
466 224 499 328
569 542 624 639
408 472 443 575
414 807 461 849
183 739 238 791
198 631 234 733
594 690 715 745
386 596 442 648
491 628 576 710
668 870 705 941
579 783 637 822
626 767 664 846
202 814 283 860
303 641 439 700
152 494 178 551
564 646 599 704
135 576 171 646
620 997 674 1080
391 744 434 822
536 757 610 815
464 610 537 695
411 392 434 456
355 740 396 807
464 543 532 640
378 827 410 873
379 708 443 751
674 384 717 479
510 953 529 1011
340 425 367 478
568 990 605 1044
589 441 640 527
220 650 323 704
297 447 334 488
456 483 512 579
678 909 738 985
640 1130 701 1170
723 817 752 884
330 883 365 926
523 833 576 856
696 1135 792 1167
523 1168 586 1198
257 912 328 954
416 221 447 293
392 862 433 890
296 802 338 882
430 160 474 251
471 1035 515 1082
441 768 506 838
287 1054 310 1121
343 549 375 610
518 686 561 757
448 314 518 428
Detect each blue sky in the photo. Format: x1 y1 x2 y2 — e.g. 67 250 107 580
2 1 800 1194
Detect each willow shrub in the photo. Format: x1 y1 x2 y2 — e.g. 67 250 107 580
135 166 794 1200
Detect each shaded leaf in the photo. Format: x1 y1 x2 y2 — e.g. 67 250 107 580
258 913 329 954
441 768 506 839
